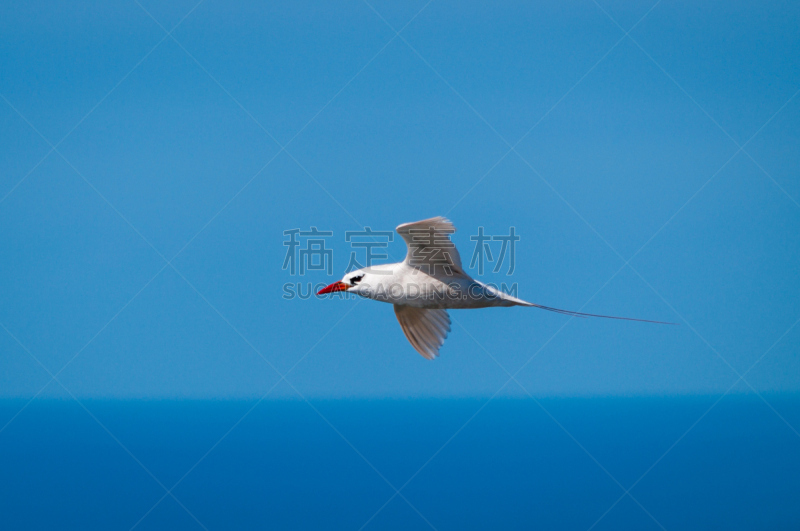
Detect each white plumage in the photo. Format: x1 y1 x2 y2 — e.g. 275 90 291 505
318 217 672 359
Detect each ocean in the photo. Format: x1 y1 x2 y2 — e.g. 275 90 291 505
1 396 798 530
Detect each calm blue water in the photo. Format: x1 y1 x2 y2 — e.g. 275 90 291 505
1 396 799 530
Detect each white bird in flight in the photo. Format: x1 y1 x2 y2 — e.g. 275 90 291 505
318 217 672 359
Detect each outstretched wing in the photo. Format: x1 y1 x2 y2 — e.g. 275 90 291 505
394 305 451 360
395 216 462 274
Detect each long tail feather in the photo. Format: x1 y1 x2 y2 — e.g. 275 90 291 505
530 303 677 325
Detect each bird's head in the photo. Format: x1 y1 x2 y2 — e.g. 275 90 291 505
317 269 370 296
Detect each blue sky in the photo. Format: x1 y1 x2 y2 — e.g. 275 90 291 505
1 0 798 398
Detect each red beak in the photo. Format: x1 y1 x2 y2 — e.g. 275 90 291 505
317 281 349 295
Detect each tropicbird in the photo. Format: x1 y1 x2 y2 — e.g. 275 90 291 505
318 217 672 359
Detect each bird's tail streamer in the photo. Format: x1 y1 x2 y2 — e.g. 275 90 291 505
529 303 677 325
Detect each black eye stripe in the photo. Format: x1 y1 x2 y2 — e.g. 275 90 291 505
350 275 364 286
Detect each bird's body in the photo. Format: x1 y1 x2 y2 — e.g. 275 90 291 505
318 216 671 359
342 263 525 309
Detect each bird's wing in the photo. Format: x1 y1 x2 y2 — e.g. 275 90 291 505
395 216 463 274
394 305 451 360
